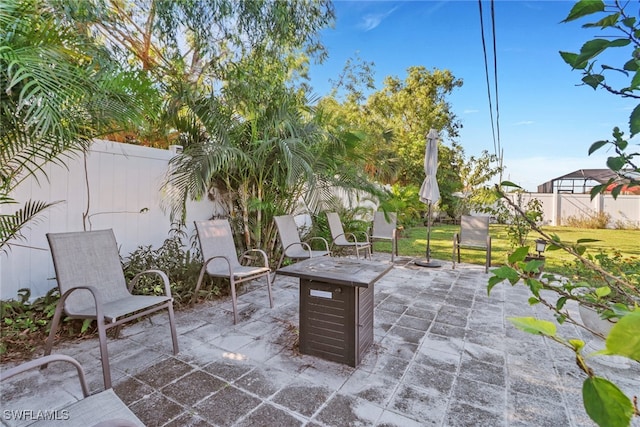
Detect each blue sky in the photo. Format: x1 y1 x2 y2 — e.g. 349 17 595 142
306 1 636 191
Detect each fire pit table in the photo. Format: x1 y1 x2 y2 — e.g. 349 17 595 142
277 257 393 367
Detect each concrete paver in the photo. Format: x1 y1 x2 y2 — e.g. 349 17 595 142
1 255 639 426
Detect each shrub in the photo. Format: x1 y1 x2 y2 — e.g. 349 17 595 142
0 288 93 361
613 219 640 230
564 210 611 229
123 230 222 307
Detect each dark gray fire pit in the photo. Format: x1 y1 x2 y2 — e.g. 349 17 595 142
277 257 393 367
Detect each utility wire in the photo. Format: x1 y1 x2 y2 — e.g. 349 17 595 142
479 0 504 182
490 0 502 159
478 0 497 157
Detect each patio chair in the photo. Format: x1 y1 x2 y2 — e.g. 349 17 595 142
452 215 492 273
44 229 179 390
274 214 331 271
193 219 273 324
326 212 371 259
0 354 143 426
369 211 398 262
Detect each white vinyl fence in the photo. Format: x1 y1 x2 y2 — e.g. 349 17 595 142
1 139 212 300
514 192 640 228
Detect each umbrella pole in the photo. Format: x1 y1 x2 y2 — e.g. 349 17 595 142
426 202 432 261
415 202 441 268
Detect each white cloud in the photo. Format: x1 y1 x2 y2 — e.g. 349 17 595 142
358 7 397 31
513 120 534 126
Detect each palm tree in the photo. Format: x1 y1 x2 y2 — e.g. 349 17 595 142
162 78 386 260
0 0 151 253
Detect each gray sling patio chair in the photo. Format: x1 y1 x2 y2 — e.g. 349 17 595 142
44 229 179 390
193 219 273 325
1 354 143 427
452 215 492 273
326 212 371 259
369 211 398 262
273 215 330 281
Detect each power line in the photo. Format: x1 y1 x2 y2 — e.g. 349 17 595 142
478 0 502 169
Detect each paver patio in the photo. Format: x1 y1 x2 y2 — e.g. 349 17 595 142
2 255 638 426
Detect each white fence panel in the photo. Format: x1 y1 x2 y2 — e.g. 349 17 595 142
603 195 640 228
1 140 212 300
523 192 639 228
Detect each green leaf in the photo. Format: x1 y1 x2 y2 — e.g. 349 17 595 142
569 339 585 351
489 266 521 286
612 184 623 198
604 310 640 361
509 317 556 336
500 180 521 189
508 246 529 264
583 377 634 427
582 73 604 89
608 38 631 48
556 296 567 310
576 238 599 244
562 0 604 23
559 51 587 69
577 39 611 63
487 275 504 294
622 17 636 28
606 156 626 171
588 140 608 155
590 184 606 199
629 103 640 137
623 58 639 72
524 259 545 273
594 286 611 298
583 13 620 28
527 297 540 305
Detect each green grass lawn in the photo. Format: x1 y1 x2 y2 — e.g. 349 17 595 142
371 224 640 275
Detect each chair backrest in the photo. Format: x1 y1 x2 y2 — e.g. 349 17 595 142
195 219 241 273
47 230 130 315
459 215 490 247
326 212 350 245
372 211 397 239
274 215 304 256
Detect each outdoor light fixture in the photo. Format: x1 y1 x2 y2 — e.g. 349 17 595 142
535 238 547 258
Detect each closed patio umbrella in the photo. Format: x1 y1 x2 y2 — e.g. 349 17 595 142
415 128 441 268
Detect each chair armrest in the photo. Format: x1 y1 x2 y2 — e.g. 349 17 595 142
345 232 369 244
283 242 312 257
307 236 330 252
59 285 106 321
355 231 370 243
129 269 172 297
202 255 233 275
1 354 90 397
241 249 270 268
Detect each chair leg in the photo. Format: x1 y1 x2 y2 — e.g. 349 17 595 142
272 253 286 285
192 265 208 305
96 319 112 389
230 277 239 325
266 272 274 309
166 304 179 355
41 302 65 368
